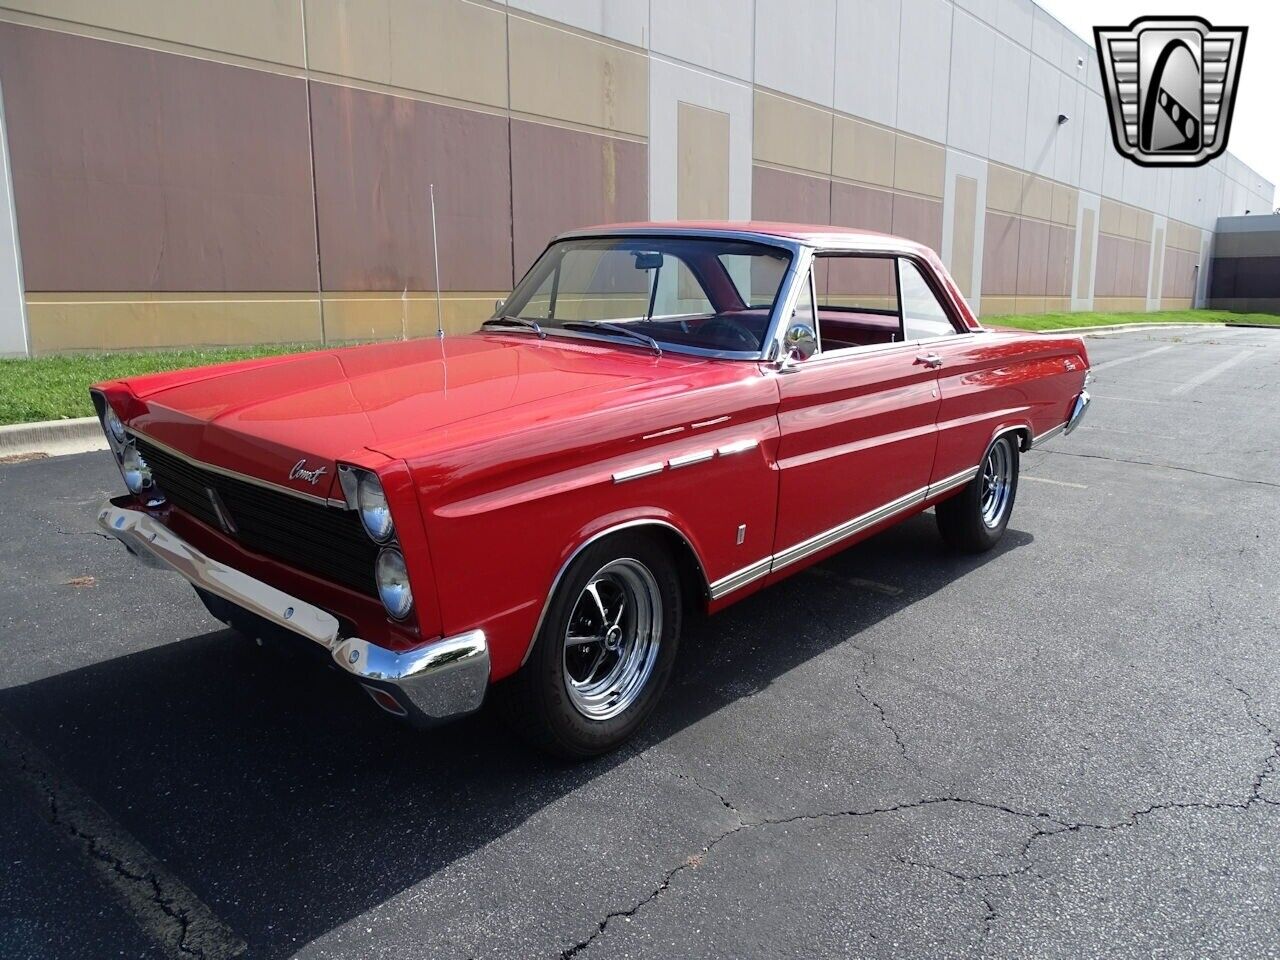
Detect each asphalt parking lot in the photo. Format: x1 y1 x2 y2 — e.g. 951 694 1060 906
2 325 1278 959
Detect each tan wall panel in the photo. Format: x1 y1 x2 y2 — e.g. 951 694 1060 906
1160 297 1194 310
1076 207 1095 300
677 102 730 220
1094 233 1119 297
25 293 323 354
753 90 832 175
1149 228 1165 303
508 15 646 136
831 116 895 187
1100 199 1122 237
892 134 944 198
980 296 1017 317
321 291 504 340
950 175 978 297
1020 176 1053 222
986 165 1023 215
1016 218 1049 296
1093 296 1147 312
1013 296 1046 314
1045 224 1075 298
1051 184 1077 226
1043 296 1070 313
304 0 508 108
1135 210 1153 241
1118 203 1139 240
0 0 305 66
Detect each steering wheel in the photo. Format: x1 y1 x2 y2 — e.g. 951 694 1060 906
700 317 760 351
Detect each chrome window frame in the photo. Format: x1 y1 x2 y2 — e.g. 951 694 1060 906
772 246 974 366
505 227 809 361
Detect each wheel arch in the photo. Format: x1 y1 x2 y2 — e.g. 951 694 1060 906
519 516 710 667
988 422 1033 454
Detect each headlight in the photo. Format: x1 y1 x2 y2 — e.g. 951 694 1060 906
103 406 126 444
375 548 413 619
356 472 395 543
120 444 154 494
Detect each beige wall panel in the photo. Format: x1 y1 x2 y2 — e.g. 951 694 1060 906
1099 199 1122 237
950 175 978 297
304 0 508 108
1118 203 1139 240
1160 297 1193 310
1051 183 1076 225
677 102 730 220
753 90 832 175
1020 176 1053 222
1013 296 1046 314
1016 217 1049 296
1045 224 1074 298
1094 233 1118 298
1113 237 1135 296
1132 241 1150 297
752 165 831 224
831 182 893 232
980 296 1017 317
509 15 646 136
1149 228 1165 303
25 293 322 353
1093 296 1146 312
892 134 945 198
1043 296 1069 312
981 212 1020 296
986 165 1023 215
891 194 943 251
831 116 895 187
1076 207 1095 300
1135 210 1153 241
1 0 305 65
321 291 502 341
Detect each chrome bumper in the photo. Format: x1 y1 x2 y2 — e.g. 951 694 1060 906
1064 388 1090 435
97 501 489 724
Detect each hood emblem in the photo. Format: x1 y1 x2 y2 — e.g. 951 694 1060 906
289 459 328 486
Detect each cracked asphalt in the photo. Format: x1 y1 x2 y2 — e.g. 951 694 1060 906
1 325 1278 959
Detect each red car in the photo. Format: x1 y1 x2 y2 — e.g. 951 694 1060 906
93 222 1090 757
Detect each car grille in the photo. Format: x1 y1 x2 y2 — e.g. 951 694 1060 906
134 436 379 596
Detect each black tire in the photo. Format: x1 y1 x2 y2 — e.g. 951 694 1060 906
936 434 1020 553
498 531 683 759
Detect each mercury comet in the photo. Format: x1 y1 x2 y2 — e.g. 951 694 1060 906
92 222 1091 757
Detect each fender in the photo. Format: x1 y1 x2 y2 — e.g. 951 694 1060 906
519 510 711 667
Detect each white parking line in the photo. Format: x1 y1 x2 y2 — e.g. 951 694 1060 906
0 715 246 959
1022 475 1087 489
1169 350 1256 396
1090 344 1175 372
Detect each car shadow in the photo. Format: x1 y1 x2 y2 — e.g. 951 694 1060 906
0 511 1031 958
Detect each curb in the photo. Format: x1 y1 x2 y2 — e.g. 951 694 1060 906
0 416 107 459
1031 322 1228 336
1224 322 1280 330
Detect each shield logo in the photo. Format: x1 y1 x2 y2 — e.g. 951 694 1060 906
1094 16 1247 167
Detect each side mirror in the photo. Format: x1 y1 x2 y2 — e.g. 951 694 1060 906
494 298 505 314
783 323 818 362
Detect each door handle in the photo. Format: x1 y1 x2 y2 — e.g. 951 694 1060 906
915 353 943 369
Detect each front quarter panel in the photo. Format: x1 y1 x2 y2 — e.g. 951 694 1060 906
414 370 781 681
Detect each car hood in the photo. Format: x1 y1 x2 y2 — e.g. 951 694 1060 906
121 334 707 500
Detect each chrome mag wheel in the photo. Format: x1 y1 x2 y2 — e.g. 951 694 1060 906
980 438 1014 528
562 558 663 721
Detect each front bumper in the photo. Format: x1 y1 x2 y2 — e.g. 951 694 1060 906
97 500 489 724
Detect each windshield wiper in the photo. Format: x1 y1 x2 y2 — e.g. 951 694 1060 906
561 320 662 357
482 315 545 338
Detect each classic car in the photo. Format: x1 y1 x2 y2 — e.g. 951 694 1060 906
92 222 1091 757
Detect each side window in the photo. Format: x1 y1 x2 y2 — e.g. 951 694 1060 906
897 259 957 340
813 254 900 352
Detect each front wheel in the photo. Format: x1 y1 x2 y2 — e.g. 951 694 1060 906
936 435 1019 553
498 532 682 759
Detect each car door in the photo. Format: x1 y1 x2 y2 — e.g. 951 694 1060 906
770 255 942 574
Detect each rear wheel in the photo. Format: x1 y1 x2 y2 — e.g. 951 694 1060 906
936 435 1019 553
499 532 682 758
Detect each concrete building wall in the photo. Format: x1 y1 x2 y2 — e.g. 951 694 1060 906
1208 214 1280 314
0 0 1273 354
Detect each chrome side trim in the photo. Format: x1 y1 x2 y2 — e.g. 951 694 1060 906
98 501 489 722
1032 421 1067 447
127 427 348 509
926 466 979 499
771 485 929 573
668 449 715 469
717 438 759 456
521 519 711 666
708 557 772 600
612 462 665 483
1064 389 1091 435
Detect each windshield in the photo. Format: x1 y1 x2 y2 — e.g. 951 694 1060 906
494 236 793 355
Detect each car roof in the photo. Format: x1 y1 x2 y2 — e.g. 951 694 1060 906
556 220 932 256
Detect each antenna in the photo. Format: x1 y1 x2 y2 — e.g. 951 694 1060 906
430 184 444 340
